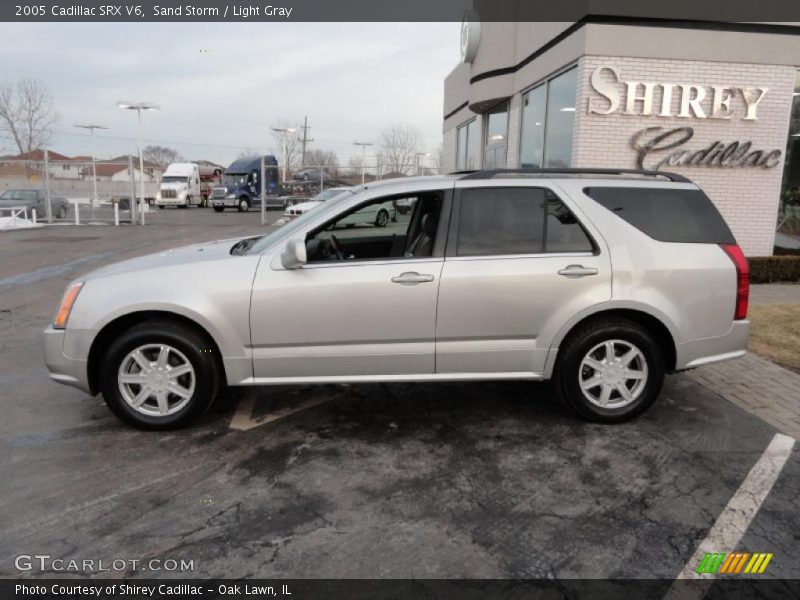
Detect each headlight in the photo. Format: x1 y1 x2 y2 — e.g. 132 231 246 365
156 192 161 201
53 282 83 329
226 193 236 199
179 190 187 198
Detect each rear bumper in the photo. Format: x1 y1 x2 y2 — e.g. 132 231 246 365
42 326 91 394
675 320 750 370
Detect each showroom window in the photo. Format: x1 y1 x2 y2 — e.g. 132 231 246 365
483 103 508 169
778 70 800 234
456 118 479 170
519 66 578 168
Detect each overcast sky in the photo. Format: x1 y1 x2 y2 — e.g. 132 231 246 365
0 22 461 167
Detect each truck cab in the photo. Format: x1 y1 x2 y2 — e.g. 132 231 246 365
156 163 201 208
211 156 279 212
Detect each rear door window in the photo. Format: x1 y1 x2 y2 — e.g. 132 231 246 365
584 187 735 244
456 187 594 256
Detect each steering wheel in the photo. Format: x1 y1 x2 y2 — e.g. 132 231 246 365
328 234 344 260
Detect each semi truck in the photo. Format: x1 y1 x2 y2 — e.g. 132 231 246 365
210 156 286 212
156 163 201 208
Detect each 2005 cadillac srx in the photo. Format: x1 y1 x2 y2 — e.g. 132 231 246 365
44 169 750 430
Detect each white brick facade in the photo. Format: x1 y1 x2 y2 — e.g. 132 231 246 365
572 56 796 256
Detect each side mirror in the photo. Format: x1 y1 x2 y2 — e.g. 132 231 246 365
281 239 307 270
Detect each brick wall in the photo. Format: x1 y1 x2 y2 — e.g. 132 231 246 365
572 55 796 256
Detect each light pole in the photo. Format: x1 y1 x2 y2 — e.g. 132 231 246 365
117 101 159 223
353 141 373 184
415 152 431 176
271 127 297 184
74 124 108 207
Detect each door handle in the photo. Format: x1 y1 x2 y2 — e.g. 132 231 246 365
557 264 599 278
391 271 434 285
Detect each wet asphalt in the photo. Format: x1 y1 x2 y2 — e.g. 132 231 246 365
0 207 797 580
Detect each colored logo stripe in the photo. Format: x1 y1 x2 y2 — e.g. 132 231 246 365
697 552 773 574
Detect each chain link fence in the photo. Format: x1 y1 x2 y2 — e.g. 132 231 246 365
0 153 158 226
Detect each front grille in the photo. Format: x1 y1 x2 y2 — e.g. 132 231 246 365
211 187 227 198
162 189 177 199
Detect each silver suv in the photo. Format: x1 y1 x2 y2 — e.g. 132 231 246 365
44 169 750 430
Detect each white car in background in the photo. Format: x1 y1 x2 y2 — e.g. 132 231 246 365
283 187 351 222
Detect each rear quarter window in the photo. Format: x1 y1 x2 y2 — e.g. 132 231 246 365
583 187 735 244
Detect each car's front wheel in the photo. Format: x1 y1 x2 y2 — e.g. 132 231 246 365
99 321 221 430
237 198 250 212
375 209 389 227
553 317 664 423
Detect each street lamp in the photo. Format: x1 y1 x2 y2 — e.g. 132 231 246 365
74 124 108 207
117 101 159 223
271 127 297 183
353 141 373 184
415 152 431 176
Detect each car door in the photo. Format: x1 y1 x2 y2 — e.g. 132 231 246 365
435 183 611 376
249 189 451 380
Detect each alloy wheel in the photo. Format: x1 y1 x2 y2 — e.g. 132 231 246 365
117 344 195 417
578 339 648 409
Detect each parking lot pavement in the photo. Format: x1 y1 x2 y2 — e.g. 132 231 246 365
0 209 798 580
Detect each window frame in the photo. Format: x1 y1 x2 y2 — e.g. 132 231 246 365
301 188 454 268
518 63 578 169
446 185 598 259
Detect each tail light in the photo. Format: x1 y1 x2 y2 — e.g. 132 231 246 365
720 244 749 320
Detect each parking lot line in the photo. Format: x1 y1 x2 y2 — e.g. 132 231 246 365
671 432 795 585
229 391 334 431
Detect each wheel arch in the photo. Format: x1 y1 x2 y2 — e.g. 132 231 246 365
543 306 678 379
87 310 227 395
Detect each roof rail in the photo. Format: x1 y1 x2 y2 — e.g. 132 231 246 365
455 168 691 183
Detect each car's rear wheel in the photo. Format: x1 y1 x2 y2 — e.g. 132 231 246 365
553 318 664 422
375 209 389 227
99 321 221 430
237 198 250 212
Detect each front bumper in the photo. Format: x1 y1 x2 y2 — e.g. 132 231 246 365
42 326 91 394
676 320 751 370
211 197 237 208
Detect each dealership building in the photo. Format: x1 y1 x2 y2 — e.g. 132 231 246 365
442 20 800 256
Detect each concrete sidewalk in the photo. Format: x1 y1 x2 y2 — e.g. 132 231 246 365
689 353 800 440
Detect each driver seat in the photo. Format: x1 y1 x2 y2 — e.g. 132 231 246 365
406 212 438 257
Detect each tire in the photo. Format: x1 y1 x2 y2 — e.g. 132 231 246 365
237 197 250 212
158 205 165 210
99 320 221 430
184 196 192 208
213 206 224 213
553 317 664 423
375 209 389 227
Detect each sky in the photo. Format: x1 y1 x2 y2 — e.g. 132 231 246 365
0 22 461 168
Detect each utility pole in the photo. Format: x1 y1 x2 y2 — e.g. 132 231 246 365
353 141 373 184
300 116 312 167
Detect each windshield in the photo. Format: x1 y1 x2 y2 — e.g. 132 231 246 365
162 176 188 183
0 190 36 201
313 188 344 202
223 173 249 186
246 190 354 255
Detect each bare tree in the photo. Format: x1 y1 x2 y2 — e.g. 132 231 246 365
0 77 60 154
270 119 302 176
143 145 182 168
304 149 339 170
378 124 421 175
432 144 444 175
236 148 260 160
347 154 364 177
